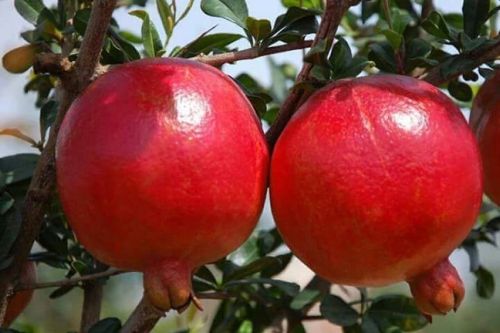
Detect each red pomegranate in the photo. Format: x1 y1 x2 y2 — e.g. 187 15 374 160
470 70 500 205
3 261 36 327
270 75 482 315
56 58 269 311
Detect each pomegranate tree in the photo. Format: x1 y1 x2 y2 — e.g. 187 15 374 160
3 261 36 327
270 75 482 315
56 58 269 311
470 70 500 205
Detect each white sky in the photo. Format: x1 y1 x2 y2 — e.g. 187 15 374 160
0 0 464 156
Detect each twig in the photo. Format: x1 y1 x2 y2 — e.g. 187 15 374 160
193 40 314 66
421 36 500 86
120 297 165 333
15 268 125 291
265 0 358 150
33 39 314 79
0 0 118 325
80 262 109 333
421 0 434 20
80 280 104 333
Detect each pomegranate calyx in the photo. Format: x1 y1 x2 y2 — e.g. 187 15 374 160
407 258 464 316
143 260 195 313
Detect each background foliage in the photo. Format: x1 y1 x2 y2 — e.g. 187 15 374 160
0 0 499 332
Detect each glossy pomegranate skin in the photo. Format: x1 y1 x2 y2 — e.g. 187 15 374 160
271 75 482 287
3 261 36 327
56 58 269 274
470 70 500 205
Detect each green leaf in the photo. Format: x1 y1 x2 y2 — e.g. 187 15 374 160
475 266 495 298
290 289 321 310
109 31 142 61
361 315 381 333
368 42 397 73
343 324 363 333
382 29 403 50
14 0 46 25
201 0 249 29
448 80 473 101
366 295 428 331
225 256 282 281
361 0 379 23
74 8 91 36
195 265 218 285
391 8 413 34
421 11 451 40
406 38 432 60
156 0 175 38
0 193 14 215
129 10 164 57
304 39 328 66
271 7 318 37
330 36 352 73
0 206 22 265
335 56 373 79
119 31 143 44
40 100 57 142
49 284 75 299
310 64 331 81
268 58 290 103
89 318 121 333
0 154 39 185
463 0 490 38
246 17 272 43
320 295 359 326
462 242 480 271
237 320 252 333
224 278 300 296
177 33 241 57
281 0 323 10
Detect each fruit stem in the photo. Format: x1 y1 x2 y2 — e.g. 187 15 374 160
143 260 201 313
407 258 465 316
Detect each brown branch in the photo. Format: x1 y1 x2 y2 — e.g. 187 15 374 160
33 53 72 76
0 0 117 326
80 262 109 333
81 281 104 333
193 40 314 66
421 0 434 20
15 268 125 292
265 0 357 149
421 36 500 86
120 297 165 333
32 39 314 79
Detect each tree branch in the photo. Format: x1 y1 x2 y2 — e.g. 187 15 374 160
15 268 125 292
193 40 314 66
121 297 165 333
265 0 358 149
34 39 314 78
80 280 104 333
80 262 108 333
421 36 500 86
0 0 117 325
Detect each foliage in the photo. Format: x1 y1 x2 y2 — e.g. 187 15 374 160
1 0 500 332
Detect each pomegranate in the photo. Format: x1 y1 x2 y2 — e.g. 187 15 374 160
3 261 36 327
470 70 500 205
270 75 482 315
56 58 269 311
